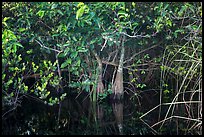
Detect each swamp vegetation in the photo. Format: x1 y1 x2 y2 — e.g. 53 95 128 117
2 2 202 135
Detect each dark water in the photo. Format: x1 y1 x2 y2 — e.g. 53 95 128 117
2 89 197 135
2 89 161 135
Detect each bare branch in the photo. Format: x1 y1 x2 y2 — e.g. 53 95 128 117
119 31 158 39
100 39 107 51
35 39 62 53
123 41 163 65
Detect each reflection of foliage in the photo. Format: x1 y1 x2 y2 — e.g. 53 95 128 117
2 95 150 135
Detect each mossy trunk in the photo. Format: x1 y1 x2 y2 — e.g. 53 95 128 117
112 35 125 100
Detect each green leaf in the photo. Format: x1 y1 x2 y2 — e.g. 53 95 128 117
136 84 141 88
118 10 128 18
163 83 168 87
2 22 8 27
67 58 72 64
36 10 45 18
164 4 169 10
85 20 92 25
51 4 58 9
118 10 126 15
71 51 78 58
77 2 84 8
78 47 88 52
52 34 60 37
64 47 70 55
19 28 27 32
58 52 65 58
76 59 81 66
63 44 69 47
24 86 28 92
26 49 33 54
133 22 139 27
10 92 14 97
160 65 165 71
163 89 170 94
3 17 10 22
2 74 6 80
14 42 23 48
61 61 68 69
141 84 146 88
76 5 86 20
13 44 17 53
72 37 77 41
74 71 79 76
57 10 64 15
90 39 97 44
141 70 145 74
144 54 150 59
49 97 53 102
132 2 136 7
166 20 172 27
136 59 141 64
61 58 72 69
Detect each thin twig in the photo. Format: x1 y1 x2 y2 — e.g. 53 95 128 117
35 39 62 53
123 41 163 64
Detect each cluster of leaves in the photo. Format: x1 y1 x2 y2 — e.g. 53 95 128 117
98 84 113 101
2 3 73 111
2 28 25 108
2 26 66 109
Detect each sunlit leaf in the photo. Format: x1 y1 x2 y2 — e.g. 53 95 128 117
166 20 172 27
36 10 45 18
3 17 10 22
26 49 33 54
76 5 86 20
67 58 72 64
77 2 84 8
13 44 17 53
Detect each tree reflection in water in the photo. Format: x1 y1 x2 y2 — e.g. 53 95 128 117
2 93 152 135
112 102 123 135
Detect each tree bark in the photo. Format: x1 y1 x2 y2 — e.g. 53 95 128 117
91 49 104 100
112 35 125 100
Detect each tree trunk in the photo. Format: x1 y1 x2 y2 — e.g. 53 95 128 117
112 35 125 100
55 46 63 93
96 61 104 94
91 49 104 101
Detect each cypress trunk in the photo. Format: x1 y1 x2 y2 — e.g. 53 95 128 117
112 35 125 100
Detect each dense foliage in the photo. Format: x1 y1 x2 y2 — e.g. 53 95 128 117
2 2 202 134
